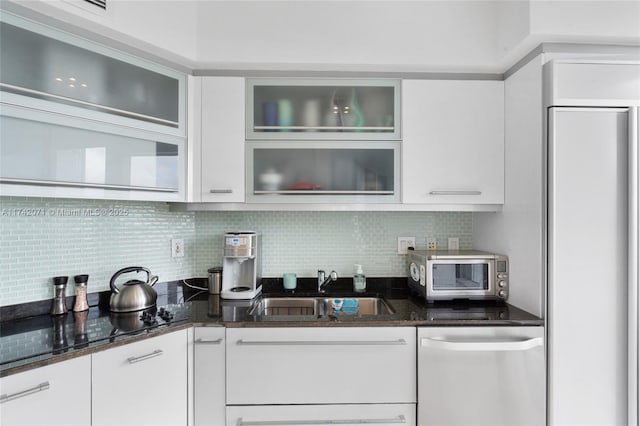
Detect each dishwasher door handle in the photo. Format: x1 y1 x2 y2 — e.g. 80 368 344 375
421 336 543 352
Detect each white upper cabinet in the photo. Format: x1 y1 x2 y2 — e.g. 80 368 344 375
0 14 186 135
198 76 246 202
0 13 186 201
402 80 504 206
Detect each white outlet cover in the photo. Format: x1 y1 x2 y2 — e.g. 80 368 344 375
426 237 437 250
397 237 416 254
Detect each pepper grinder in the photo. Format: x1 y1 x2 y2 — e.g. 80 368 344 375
51 276 68 315
73 274 89 312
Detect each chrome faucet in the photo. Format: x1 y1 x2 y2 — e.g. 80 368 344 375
317 270 338 293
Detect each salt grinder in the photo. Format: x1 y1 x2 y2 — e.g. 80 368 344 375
73 274 90 312
51 276 69 315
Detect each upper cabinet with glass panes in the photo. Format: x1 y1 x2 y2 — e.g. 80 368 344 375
0 13 186 137
246 79 400 140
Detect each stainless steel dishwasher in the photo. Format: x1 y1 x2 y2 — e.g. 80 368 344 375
418 326 545 426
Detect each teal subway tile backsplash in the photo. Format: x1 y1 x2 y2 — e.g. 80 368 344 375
0 197 196 306
194 211 472 279
1 196 471 306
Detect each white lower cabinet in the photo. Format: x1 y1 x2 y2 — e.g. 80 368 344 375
226 403 416 426
194 327 226 426
92 329 189 426
0 355 91 426
225 326 416 426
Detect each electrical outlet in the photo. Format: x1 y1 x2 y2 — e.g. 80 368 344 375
426 237 437 250
171 239 184 258
397 237 416 254
448 237 460 250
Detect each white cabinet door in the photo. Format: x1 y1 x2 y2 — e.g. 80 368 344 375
0 356 91 426
92 330 188 426
402 80 504 205
226 327 416 405
226 403 416 426
194 327 225 426
200 77 245 202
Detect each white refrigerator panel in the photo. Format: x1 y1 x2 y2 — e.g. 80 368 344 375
548 107 630 425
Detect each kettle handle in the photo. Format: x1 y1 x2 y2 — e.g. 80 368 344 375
109 267 153 294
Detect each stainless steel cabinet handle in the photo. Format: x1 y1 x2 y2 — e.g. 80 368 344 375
0 382 50 404
421 337 543 351
0 177 178 192
209 189 233 194
195 338 223 345
429 190 482 196
0 83 178 127
127 349 163 364
236 414 406 425
236 339 406 346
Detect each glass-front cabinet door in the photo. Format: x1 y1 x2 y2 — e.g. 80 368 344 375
247 79 400 140
0 13 186 137
247 141 400 203
0 12 185 201
0 104 183 198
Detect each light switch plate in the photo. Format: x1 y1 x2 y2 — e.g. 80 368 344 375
171 239 184 258
447 237 459 250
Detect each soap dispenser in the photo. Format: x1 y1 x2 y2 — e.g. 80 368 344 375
353 264 366 293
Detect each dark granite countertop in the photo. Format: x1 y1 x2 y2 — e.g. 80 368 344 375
0 278 543 377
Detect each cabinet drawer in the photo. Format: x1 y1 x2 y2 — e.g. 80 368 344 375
226 327 416 405
92 330 188 426
226 404 416 426
1 356 91 426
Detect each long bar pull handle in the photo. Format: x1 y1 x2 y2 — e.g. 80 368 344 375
195 338 223 345
1 83 178 127
209 189 233 194
0 177 178 192
421 337 543 352
236 339 407 346
429 190 482 196
0 382 50 404
127 349 163 364
236 414 406 425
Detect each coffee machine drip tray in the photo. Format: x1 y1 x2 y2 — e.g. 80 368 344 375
231 286 251 292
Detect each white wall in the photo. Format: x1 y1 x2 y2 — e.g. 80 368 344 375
5 0 640 73
195 0 501 72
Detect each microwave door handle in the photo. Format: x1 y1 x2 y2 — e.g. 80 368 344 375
421 337 543 352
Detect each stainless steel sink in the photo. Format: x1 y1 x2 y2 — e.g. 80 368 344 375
249 297 322 318
323 297 395 316
249 296 395 318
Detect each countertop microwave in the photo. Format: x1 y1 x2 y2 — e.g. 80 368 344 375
408 250 509 302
